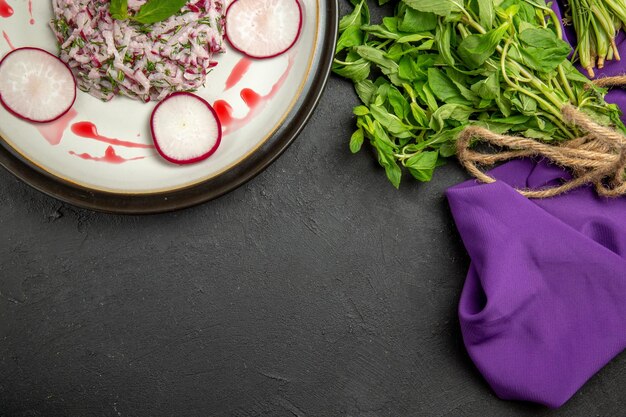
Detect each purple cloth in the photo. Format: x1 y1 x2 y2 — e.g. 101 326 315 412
447 1 626 408
447 161 626 408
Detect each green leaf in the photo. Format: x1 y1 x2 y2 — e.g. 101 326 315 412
361 24 400 40
419 82 440 113
410 102 428 126
132 0 188 24
518 27 570 51
457 23 509 69
376 83 391 100
372 120 398 152
370 104 408 136
429 104 473 131
387 87 410 119
333 60 371 82
110 0 128 20
509 1 536 26
398 6 438 32
416 53 439 72
490 115 532 124
405 151 438 181
382 155 402 188
356 115 374 135
495 95 512 117
523 128 554 140
353 105 370 116
385 44 406 61
396 33 433 44
471 72 500 99
339 0 369 32
388 72 405 87
335 26 364 54
477 0 494 29
429 126 465 147
383 17 399 32
355 46 400 74
473 120 514 134
355 80 376 105
375 146 402 188
398 56 418 81
477 98 493 109
333 50 371 82
371 124 402 188
427 68 471 105
511 94 537 114
403 0 454 17
334 60 370 81
512 28 572 72
445 69 480 103
350 128 365 153
560 60 592 84
439 142 457 157
435 21 455 66
580 106 614 128
534 116 546 130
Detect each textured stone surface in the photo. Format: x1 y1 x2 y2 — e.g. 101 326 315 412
1 2 625 414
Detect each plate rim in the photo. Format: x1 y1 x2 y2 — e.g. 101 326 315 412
0 0 339 214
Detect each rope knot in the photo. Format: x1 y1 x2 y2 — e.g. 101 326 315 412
457 105 626 198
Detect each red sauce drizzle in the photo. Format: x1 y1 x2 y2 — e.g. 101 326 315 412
70 146 145 164
71 121 154 149
215 54 296 134
213 100 234 126
2 30 15 50
37 108 77 145
0 0 13 18
240 88 262 109
224 58 252 91
28 0 34 24
266 54 295 99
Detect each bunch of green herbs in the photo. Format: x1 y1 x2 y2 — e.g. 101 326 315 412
334 0 625 187
567 0 626 77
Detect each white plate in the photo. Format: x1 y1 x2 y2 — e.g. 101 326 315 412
0 0 337 212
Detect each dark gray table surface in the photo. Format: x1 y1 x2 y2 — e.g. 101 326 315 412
1 2 625 414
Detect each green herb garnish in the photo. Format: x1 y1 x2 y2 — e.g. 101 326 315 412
110 0 129 20
110 0 189 25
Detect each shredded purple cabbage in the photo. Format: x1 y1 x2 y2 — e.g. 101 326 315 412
51 0 225 102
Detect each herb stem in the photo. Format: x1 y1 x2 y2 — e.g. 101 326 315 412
500 48 559 121
558 66 577 104
462 14 568 114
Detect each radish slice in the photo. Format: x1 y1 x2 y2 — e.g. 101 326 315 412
150 92 222 165
225 0 303 59
0 47 76 123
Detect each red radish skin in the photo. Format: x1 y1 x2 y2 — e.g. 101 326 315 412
0 47 77 123
225 0 303 59
150 92 222 165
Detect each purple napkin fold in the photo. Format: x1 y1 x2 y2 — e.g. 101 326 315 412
447 2 626 407
447 161 626 408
